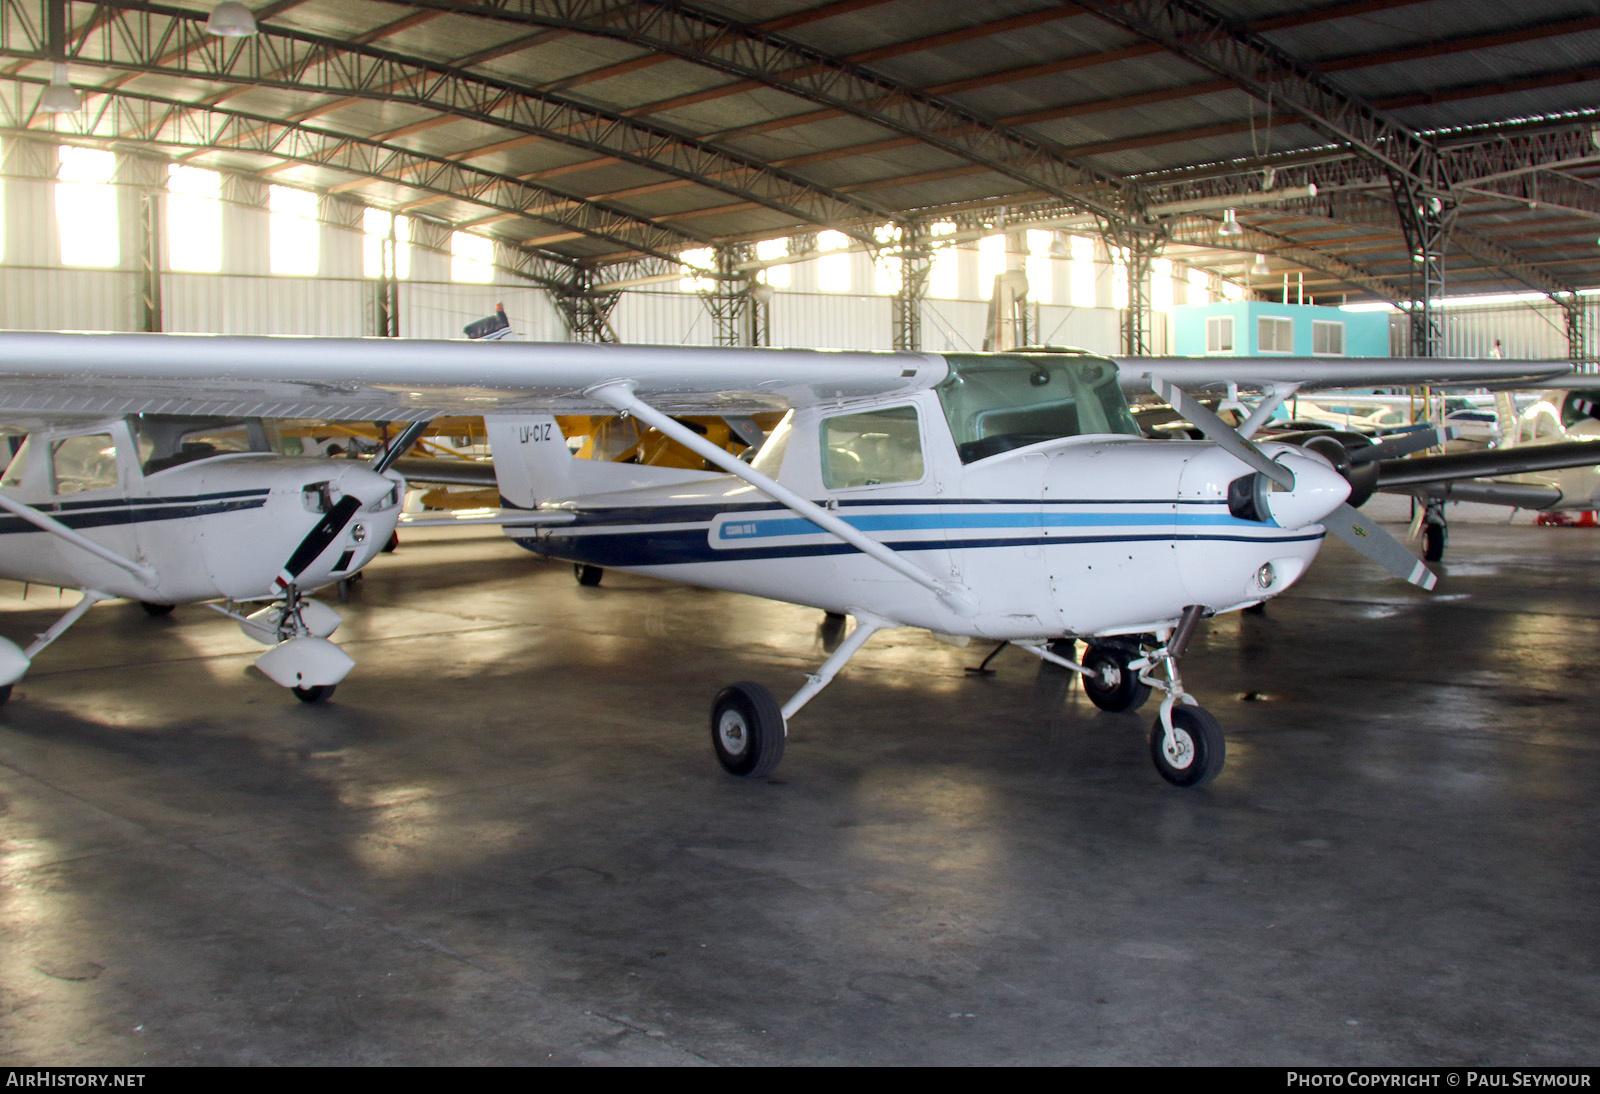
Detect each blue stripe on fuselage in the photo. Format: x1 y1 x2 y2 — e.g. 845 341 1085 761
508 497 1315 568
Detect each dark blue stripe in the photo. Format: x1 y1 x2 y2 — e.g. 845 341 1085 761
42 488 270 514
514 528 1323 567
0 496 268 536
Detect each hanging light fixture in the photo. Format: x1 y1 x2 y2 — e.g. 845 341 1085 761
38 62 81 114
1251 253 1270 275
205 1 258 37
1219 208 1243 237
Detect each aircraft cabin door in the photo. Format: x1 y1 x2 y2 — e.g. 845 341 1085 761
816 402 954 623
34 423 148 591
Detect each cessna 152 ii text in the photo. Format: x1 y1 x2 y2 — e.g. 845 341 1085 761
0 411 408 705
0 331 1567 787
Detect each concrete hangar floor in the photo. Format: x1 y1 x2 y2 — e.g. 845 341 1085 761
0 517 1595 1067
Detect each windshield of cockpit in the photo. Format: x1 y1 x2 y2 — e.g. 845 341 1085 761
934 353 1139 463
134 416 282 474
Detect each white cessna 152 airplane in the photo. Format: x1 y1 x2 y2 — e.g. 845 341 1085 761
0 409 408 705
0 332 1567 786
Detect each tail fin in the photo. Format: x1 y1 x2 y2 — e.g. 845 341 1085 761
483 415 718 508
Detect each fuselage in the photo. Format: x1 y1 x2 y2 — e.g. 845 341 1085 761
504 359 1334 641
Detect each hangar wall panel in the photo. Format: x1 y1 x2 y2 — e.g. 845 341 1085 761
0 267 136 331
1386 297 1597 365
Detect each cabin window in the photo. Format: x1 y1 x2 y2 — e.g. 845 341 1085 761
1 435 32 488
1258 315 1293 353
1206 316 1234 353
135 416 277 474
821 406 924 489
50 433 119 494
936 352 1139 463
1313 320 1345 356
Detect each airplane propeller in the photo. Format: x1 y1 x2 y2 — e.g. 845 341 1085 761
275 490 365 593
1151 376 1439 591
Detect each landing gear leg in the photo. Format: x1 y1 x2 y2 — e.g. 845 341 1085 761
1422 497 1447 562
709 612 886 777
1142 606 1226 788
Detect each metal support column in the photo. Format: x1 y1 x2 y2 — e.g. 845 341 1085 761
893 227 931 352
1392 179 1457 357
136 188 163 333
551 272 622 343
700 246 759 347
372 218 399 337
1564 296 1589 366
1103 219 1165 357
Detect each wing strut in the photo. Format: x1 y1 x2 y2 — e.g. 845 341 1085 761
586 381 977 617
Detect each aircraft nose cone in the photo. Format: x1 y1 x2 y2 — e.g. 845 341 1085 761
1262 451 1352 530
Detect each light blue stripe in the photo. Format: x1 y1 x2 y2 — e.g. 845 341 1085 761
717 510 1255 539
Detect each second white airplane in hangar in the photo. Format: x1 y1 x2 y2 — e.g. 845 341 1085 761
0 412 408 705
0 332 1569 786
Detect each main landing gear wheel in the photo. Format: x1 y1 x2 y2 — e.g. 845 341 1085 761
140 601 175 617
1422 522 1446 562
1150 706 1225 788
0 684 10 707
1082 643 1152 713
711 681 785 777
293 684 336 704
574 563 604 587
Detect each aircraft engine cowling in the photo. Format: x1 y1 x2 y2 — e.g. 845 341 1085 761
187 458 403 599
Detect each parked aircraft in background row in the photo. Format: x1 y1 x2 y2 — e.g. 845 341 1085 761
0 413 409 705
0 332 1568 788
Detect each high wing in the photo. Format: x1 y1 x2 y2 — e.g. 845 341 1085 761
0 333 1574 426
1112 356 1571 395
0 331 942 423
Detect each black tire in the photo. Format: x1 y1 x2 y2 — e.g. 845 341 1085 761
1150 705 1225 788
1422 522 1445 562
140 602 175 617
710 681 785 777
383 531 400 553
574 563 604 587
293 684 336 704
1081 643 1152 712
0 684 11 707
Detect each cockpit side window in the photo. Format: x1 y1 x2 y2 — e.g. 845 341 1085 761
50 433 120 494
821 405 925 489
935 352 1140 463
1 435 32 489
136 416 272 474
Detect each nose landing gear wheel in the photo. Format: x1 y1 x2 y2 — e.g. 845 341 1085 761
711 681 785 777
1150 705 1225 787
293 684 337 704
574 563 604 587
1082 643 1152 712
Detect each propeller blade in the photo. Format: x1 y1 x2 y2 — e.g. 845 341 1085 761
1349 425 1455 465
275 494 363 591
1320 503 1437 591
1151 376 1294 489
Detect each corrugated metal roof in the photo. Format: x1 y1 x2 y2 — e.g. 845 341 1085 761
5 0 1595 306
